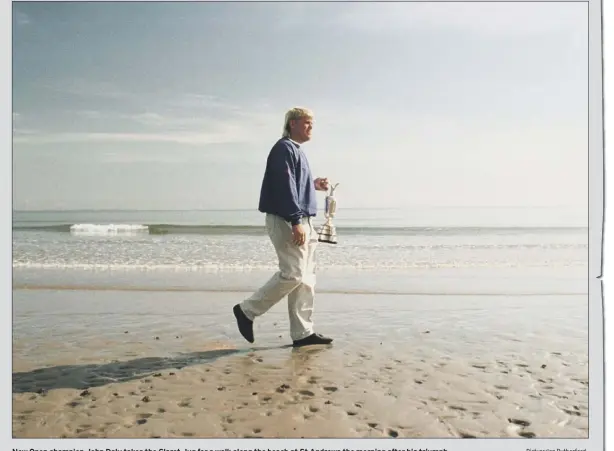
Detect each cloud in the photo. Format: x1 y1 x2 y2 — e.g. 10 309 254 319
14 11 31 26
170 94 241 111
12 87 282 145
99 152 187 164
38 79 133 99
335 2 586 36
11 113 38 135
13 130 252 145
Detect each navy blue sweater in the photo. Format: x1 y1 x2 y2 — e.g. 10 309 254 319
258 138 317 225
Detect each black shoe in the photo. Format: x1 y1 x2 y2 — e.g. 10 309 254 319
292 333 333 347
233 304 254 343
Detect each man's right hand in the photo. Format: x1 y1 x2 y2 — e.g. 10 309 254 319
292 223 306 246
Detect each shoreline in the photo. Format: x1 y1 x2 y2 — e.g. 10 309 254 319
12 284 586 296
12 265 589 297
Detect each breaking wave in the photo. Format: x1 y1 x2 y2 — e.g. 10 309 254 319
13 223 588 237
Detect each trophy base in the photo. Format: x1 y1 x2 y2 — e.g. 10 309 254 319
317 224 337 244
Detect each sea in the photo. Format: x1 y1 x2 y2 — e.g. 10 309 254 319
12 207 589 296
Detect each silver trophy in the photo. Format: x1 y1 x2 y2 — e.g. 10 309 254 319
318 182 339 244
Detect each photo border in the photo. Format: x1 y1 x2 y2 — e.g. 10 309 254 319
5 0 606 450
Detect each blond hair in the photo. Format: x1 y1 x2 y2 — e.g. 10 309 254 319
282 107 314 138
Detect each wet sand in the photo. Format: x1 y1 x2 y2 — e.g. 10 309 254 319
12 289 588 438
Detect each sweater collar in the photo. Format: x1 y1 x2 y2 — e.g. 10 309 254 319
286 137 301 148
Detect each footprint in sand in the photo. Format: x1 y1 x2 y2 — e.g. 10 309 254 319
157 407 166 413
309 406 319 413
178 399 191 407
449 406 467 411
508 418 531 427
136 419 147 425
368 422 378 428
299 390 315 397
460 432 477 438
346 411 358 416
323 386 338 393
387 428 399 438
519 431 536 438
276 384 291 393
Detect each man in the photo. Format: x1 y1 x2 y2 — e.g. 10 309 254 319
233 107 333 347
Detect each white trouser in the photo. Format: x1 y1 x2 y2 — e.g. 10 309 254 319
240 213 318 341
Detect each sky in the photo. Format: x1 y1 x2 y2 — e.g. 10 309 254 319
12 1 588 213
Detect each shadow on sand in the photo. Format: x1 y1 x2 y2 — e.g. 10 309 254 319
12 344 293 394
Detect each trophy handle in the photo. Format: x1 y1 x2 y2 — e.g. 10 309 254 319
329 182 339 196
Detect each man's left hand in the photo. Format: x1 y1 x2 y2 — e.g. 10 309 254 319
314 177 329 191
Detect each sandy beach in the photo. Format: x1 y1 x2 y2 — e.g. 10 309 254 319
12 288 588 439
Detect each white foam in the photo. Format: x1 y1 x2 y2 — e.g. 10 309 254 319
69 224 149 235
11 260 587 272
11 262 278 271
